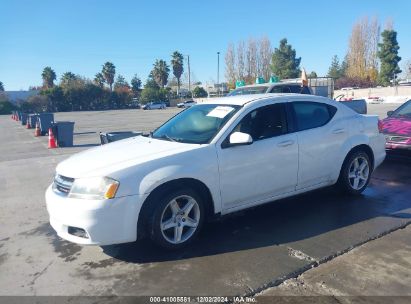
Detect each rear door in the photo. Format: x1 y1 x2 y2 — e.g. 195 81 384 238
288 101 347 189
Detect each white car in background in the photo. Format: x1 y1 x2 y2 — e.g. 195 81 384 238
177 100 197 108
46 94 386 249
142 101 167 110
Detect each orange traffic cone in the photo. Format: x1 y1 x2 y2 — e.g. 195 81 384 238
34 122 41 137
26 119 31 129
48 128 57 149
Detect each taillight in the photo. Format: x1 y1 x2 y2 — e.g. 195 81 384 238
378 119 383 133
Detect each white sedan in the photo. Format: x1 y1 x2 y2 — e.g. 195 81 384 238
46 94 386 249
177 100 197 108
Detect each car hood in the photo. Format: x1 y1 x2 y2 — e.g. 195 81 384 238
56 136 196 178
382 116 411 136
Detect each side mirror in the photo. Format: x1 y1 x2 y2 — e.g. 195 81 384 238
387 111 394 117
229 132 253 146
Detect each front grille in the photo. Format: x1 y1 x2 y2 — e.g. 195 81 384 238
386 135 410 144
53 174 74 195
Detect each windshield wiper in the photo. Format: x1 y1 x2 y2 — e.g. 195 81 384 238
155 134 178 142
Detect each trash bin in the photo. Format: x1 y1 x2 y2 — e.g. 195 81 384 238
38 113 54 135
20 113 28 126
99 131 143 145
55 121 75 147
17 111 22 121
28 114 39 128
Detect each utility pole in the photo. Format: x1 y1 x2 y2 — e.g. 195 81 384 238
217 52 220 97
187 55 191 98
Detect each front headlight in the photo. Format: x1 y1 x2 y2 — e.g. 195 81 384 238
68 177 119 200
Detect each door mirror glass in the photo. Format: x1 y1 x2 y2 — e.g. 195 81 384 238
229 132 253 146
387 110 394 117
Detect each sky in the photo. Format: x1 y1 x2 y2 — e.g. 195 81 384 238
1 0 410 91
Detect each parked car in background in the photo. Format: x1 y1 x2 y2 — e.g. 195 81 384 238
229 80 366 114
177 100 197 108
381 99 411 152
228 82 312 96
142 101 167 110
334 95 367 114
46 94 385 249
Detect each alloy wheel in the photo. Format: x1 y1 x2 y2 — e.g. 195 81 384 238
160 195 200 244
348 156 370 190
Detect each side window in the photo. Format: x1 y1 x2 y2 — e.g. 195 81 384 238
291 102 337 131
232 103 287 141
270 86 291 93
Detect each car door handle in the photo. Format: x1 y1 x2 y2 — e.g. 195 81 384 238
277 140 295 147
332 128 345 134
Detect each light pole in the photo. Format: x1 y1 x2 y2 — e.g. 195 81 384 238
217 52 220 97
185 54 191 99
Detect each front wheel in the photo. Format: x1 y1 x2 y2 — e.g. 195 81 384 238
337 151 372 195
149 188 205 249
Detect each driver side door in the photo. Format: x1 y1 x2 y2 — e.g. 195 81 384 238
216 102 298 212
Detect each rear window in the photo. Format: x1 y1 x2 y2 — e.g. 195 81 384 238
269 85 306 94
291 102 337 131
227 86 268 96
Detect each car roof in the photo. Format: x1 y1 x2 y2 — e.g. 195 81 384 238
234 82 302 89
201 93 331 107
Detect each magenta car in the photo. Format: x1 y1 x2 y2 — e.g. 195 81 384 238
382 99 411 151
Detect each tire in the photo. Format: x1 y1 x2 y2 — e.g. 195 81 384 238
337 150 372 195
148 188 205 249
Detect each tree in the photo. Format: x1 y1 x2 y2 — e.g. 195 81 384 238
327 55 345 79
377 29 401 86
151 59 170 88
171 51 184 94
94 72 105 88
102 62 116 91
271 38 301 79
60 72 78 87
259 36 273 81
225 43 236 87
236 41 246 81
309 71 318 78
41 67 56 89
0 81 4 91
245 38 258 83
346 16 380 83
145 73 160 89
114 74 129 90
131 75 142 96
193 86 208 98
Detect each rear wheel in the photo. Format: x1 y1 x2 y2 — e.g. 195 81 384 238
148 188 205 249
337 150 372 195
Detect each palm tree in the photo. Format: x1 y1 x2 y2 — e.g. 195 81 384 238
41 67 56 89
171 51 184 94
60 72 77 87
94 72 105 88
151 59 170 88
102 62 116 91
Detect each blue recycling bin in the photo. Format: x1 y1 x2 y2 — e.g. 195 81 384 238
54 121 75 147
38 113 54 135
20 113 28 126
28 114 39 128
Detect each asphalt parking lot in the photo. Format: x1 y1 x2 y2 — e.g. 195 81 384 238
1 103 410 297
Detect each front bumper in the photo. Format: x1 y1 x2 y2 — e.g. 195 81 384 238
45 185 144 245
385 142 411 151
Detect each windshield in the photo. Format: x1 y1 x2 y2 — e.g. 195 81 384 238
228 86 268 96
152 104 241 144
392 100 411 117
